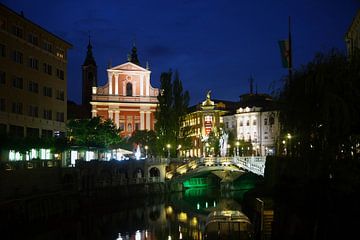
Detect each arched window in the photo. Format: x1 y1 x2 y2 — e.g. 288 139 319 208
126 82 132 96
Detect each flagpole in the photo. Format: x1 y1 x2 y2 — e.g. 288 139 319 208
288 16 292 84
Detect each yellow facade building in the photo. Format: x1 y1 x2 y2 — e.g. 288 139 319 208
180 92 232 157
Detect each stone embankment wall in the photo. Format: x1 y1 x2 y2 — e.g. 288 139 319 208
0 162 172 229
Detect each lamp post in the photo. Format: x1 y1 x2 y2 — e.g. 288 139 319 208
177 144 182 158
145 145 148 158
166 144 171 158
236 141 240 157
287 133 292 156
205 142 209 157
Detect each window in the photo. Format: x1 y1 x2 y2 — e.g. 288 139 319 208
127 123 132 132
29 57 38 69
56 89 65 101
12 102 22 114
0 17 6 30
42 129 53 138
43 109 52 120
13 51 23 64
9 125 24 138
28 80 38 93
12 77 23 89
56 48 65 59
12 25 23 38
0 71 5 85
43 63 52 75
43 87 52 97
135 123 140 130
253 119 257 125
0 98 5 112
126 82 132 96
239 121 243 127
0 44 5 57
56 69 64 80
56 112 64 122
246 120 250 126
264 118 268 125
43 41 53 53
27 127 39 138
269 116 274 125
28 105 38 117
119 123 125 131
28 33 38 46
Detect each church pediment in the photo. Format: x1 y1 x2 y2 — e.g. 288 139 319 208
109 62 149 72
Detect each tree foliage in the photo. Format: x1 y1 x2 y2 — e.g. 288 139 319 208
155 70 190 157
67 117 122 149
278 50 360 181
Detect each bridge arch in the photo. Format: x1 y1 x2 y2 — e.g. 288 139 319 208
149 167 160 177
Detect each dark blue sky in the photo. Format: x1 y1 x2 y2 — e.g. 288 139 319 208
3 0 359 105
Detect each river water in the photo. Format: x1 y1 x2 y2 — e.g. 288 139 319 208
12 188 250 240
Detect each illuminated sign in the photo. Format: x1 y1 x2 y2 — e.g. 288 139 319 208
204 115 212 135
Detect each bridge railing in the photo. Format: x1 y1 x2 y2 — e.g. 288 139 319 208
233 156 266 176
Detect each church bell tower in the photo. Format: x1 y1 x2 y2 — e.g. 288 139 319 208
82 37 98 117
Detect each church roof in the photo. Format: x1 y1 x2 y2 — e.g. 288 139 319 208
109 61 150 72
83 40 97 66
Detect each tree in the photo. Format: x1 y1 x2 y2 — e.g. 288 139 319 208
67 117 122 150
155 70 191 157
278 50 360 181
129 130 157 156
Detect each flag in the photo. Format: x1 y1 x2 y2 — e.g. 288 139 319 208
278 39 290 68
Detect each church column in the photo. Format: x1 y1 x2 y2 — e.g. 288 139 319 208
108 110 114 120
115 73 119 95
146 74 150 96
91 109 97 118
140 111 145 130
140 75 144 96
108 72 113 94
146 111 151 130
114 110 120 128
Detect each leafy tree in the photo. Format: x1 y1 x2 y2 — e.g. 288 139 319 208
129 130 157 156
155 70 190 157
67 117 121 150
278 50 360 181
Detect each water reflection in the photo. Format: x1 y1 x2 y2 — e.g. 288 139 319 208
113 188 247 240
11 188 249 240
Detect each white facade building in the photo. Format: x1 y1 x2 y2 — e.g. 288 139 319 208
223 94 280 156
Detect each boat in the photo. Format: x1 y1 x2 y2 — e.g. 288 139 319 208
204 210 253 239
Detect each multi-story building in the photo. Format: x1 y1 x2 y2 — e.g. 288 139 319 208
223 93 279 156
345 9 360 58
180 92 237 157
91 45 159 137
0 4 72 160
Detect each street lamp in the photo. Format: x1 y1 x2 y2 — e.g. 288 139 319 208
236 141 240 156
287 133 292 156
145 145 148 158
166 144 171 158
177 144 182 158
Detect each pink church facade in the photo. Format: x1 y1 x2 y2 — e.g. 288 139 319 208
91 62 159 137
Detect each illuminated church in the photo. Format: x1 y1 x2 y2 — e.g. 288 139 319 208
88 44 159 136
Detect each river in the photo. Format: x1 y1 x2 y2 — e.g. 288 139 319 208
9 188 250 240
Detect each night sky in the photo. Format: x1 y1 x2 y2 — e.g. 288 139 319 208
3 0 359 105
